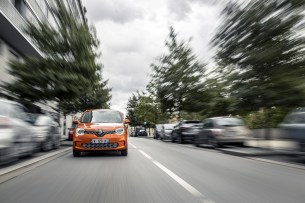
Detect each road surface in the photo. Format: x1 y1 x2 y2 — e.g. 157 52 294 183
0 137 305 203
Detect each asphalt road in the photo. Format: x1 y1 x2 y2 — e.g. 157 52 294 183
0 137 305 203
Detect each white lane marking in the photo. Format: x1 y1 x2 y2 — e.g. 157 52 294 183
138 150 214 203
129 142 137 149
138 150 153 160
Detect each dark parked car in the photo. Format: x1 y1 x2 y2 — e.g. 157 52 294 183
279 109 305 152
193 117 251 148
171 120 202 143
31 114 61 151
154 124 163 139
135 126 147 136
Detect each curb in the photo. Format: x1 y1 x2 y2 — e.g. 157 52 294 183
0 147 71 178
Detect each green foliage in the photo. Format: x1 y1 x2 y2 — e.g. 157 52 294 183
243 107 292 128
3 0 110 113
212 0 305 112
148 26 205 117
126 92 168 127
58 79 112 114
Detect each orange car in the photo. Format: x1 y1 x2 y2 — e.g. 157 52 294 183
73 109 128 157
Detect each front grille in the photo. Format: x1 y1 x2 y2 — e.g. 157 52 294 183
84 130 116 137
82 143 118 149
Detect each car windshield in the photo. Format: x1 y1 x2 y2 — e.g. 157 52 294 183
215 118 245 126
156 125 163 130
283 113 305 124
164 124 176 129
90 110 123 123
34 115 52 126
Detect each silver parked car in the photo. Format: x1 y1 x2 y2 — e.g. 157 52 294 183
31 114 61 151
193 117 252 148
0 99 36 164
160 123 176 141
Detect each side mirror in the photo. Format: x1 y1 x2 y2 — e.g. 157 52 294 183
124 119 130 124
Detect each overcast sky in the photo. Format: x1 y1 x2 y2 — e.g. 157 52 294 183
82 0 224 115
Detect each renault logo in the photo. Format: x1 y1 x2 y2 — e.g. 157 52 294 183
97 129 103 136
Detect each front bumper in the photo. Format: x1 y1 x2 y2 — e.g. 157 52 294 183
73 135 127 151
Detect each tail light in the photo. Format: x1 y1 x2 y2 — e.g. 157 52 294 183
0 117 11 129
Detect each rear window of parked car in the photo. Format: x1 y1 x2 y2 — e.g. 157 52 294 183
215 118 245 126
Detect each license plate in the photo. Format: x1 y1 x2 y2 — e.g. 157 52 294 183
91 139 109 144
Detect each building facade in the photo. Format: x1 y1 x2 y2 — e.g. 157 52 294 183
0 0 86 137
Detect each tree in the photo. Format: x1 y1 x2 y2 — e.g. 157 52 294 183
2 0 109 113
148 26 205 117
126 92 168 127
59 79 112 114
212 0 305 113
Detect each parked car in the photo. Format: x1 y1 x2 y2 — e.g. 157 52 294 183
279 109 305 152
67 116 80 140
128 130 133 137
193 117 251 148
154 124 163 139
31 114 61 151
73 109 129 157
135 126 147 136
171 120 202 143
0 99 36 164
160 123 176 141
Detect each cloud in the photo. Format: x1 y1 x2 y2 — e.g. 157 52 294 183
83 0 222 115
166 0 221 20
84 0 143 24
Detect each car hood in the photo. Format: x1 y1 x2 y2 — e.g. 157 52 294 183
80 123 124 130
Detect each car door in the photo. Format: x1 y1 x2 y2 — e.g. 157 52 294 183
10 104 34 156
200 119 215 144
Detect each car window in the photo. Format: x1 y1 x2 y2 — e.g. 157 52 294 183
81 111 92 123
164 124 175 129
283 113 305 124
203 120 214 128
215 118 245 126
91 110 123 123
35 115 52 126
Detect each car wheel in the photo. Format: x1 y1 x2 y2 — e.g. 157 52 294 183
207 136 219 148
193 139 200 147
73 149 81 157
178 135 184 144
42 139 52 151
121 148 128 156
53 137 60 149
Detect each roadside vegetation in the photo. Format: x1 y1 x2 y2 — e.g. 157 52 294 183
127 0 305 129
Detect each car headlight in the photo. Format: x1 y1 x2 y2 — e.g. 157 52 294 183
115 128 124 135
76 128 85 136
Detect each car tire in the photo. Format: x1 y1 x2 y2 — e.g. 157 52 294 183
53 137 60 149
208 136 219 148
121 148 128 156
178 135 184 144
73 149 81 157
42 139 52 151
